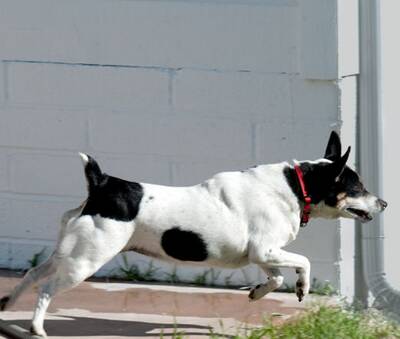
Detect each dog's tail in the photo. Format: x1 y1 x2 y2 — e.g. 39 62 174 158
78 153 105 190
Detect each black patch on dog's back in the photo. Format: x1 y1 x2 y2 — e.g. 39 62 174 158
161 227 208 261
81 174 143 221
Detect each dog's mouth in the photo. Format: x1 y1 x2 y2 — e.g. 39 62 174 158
346 208 373 223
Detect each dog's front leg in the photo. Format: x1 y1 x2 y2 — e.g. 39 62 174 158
248 268 284 301
250 247 310 302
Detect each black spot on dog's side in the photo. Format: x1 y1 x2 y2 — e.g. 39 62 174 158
81 175 143 221
161 227 208 262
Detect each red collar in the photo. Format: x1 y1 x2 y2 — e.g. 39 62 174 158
294 164 312 227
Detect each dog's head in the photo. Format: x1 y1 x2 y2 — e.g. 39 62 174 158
297 131 387 223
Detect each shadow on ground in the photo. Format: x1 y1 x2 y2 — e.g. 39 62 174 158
4 316 230 338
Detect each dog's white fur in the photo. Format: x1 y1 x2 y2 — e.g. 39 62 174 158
1 152 385 337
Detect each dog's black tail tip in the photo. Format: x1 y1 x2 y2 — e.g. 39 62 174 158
79 153 104 189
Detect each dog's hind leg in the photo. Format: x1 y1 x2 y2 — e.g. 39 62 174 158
30 262 101 337
0 255 56 311
248 268 284 301
30 216 135 337
0 207 84 312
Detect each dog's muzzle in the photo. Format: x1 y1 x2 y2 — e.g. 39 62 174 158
345 197 387 223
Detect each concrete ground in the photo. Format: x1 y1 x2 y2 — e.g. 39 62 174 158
0 270 322 338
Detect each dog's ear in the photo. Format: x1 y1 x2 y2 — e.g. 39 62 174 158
324 131 341 161
329 146 351 179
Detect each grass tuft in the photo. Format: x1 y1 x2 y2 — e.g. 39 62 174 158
118 254 160 282
231 304 400 339
27 247 47 269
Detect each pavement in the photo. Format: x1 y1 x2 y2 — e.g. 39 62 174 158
0 270 324 338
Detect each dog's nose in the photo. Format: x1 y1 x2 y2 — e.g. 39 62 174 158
378 199 388 210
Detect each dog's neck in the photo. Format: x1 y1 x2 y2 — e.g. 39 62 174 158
283 165 306 205
283 159 338 220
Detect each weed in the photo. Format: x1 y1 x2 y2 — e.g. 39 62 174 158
233 304 400 339
192 268 224 287
164 265 181 284
311 277 337 296
27 247 47 269
161 304 400 338
208 268 222 285
118 254 159 282
194 269 209 286
224 272 234 287
171 323 185 339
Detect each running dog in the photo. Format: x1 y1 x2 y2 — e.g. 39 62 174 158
0 131 387 337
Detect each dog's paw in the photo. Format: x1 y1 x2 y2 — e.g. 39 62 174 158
30 324 47 338
295 280 309 302
248 284 264 302
296 287 304 302
0 296 10 311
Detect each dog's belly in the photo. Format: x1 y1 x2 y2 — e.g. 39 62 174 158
126 225 250 268
124 183 250 268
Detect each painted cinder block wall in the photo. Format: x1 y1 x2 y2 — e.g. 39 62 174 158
0 0 358 292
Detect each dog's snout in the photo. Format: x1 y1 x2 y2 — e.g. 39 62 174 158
378 199 388 210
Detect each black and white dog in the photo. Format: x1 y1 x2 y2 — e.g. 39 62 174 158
0 131 387 337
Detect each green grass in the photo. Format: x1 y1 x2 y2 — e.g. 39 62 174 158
27 247 47 269
117 254 160 282
231 304 400 339
166 304 400 339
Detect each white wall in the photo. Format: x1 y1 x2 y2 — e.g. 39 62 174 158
0 0 350 289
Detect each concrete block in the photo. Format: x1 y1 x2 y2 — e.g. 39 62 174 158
174 70 292 121
286 219 340 263
89 113 253 161
9 153 86 197
97 155 171 185
9 242 52 270
0 242 10 268
291 78 339 121
281 260 340 290
0 152 9 192
171 159 252 186
0 108 87 150
253 121 294 164
300 0 338 79
254 119 337 164
0 0 299 72
0 196 79 240
7 62 169 112
309 262 340 289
